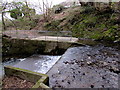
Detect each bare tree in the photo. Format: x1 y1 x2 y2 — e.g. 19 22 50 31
41 0 53 22
37 0 53 22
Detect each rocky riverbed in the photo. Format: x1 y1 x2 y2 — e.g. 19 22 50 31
47 45 120 88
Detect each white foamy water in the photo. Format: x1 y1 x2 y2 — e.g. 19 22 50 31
33 55 61 74
4 55 61 74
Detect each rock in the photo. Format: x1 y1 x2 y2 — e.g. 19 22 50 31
63 61 69 64
109 66 120 74
87 61 92 65
90 85 94 88
103 62 108 66
54 5 65 14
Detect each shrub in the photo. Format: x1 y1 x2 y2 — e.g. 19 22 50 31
53 5 65 14
10 9 22 19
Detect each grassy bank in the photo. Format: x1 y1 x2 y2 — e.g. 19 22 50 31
44 6 120 42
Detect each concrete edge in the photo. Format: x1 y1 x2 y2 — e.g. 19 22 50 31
8 37 79 44
4 66 48 77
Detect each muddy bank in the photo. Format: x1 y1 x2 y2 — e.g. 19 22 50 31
47 45 120 88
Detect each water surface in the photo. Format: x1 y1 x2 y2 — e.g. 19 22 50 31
4 55 61 74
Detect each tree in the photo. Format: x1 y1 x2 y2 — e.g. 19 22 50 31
37 0 53 22
2 1 24 20
22 1 36 20
10 8 22 19
1 1 36 30
1 2 7 30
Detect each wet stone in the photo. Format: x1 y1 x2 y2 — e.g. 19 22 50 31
47 45 119 88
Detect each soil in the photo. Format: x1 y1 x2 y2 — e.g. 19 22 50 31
2 76 34 88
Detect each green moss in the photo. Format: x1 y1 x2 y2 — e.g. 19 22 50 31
44 6 120 42
2 38 46 61
2 38 72 62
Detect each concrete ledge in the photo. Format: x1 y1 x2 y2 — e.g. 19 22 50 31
4 66 50 88
2 38 72 61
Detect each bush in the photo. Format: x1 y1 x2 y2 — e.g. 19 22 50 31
81 6 96 14
5 15 39 30
10 9 22 19
53 5 65 14
44 20 62 31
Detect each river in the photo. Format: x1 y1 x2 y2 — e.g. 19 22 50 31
1 43 120 88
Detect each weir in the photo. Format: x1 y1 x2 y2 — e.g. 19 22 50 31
2 30 119 88
2 32 84 75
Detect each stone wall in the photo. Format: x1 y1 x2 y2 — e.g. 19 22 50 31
2 37 72 61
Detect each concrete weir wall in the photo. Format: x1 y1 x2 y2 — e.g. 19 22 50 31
2 37 73 61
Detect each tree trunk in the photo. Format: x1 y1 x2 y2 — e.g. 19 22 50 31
2 12 6 31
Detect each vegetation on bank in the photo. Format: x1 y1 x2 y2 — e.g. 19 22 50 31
2 1 120 42
44 4 120 42
1 1 41 30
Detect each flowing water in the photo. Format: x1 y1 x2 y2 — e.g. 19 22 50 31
1 43 120 88
3 55 61 74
